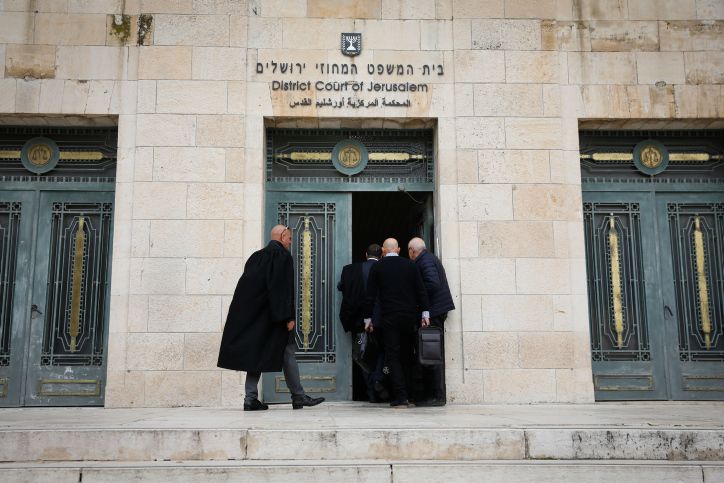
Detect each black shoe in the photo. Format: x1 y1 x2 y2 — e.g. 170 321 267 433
390 400 410 408
415 398 446 407
292 394 325 409
243 398 269 411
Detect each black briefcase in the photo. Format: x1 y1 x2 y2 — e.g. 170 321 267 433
417 326 443 366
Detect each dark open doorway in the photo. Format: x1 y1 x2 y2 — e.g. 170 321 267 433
349 190 435 401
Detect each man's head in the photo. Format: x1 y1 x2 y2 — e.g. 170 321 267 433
407 237 426 261
381 238 400 256
271 224 292 251
365 243 382 260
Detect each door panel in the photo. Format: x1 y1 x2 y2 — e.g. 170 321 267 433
24 191 114 406
583 192 669 399
0 191 35 407
263 192 352 402
657 194 724 399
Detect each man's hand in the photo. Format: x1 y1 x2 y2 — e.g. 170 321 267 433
364 320 374 333
287 320 295 331
421 317 430 327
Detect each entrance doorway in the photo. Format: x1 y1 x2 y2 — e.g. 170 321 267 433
261 126 436 402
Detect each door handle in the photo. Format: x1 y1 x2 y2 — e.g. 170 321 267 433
31 304 43 318
664 305 673 319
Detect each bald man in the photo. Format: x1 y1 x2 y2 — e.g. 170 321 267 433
218 225 324 411
364 238 430 408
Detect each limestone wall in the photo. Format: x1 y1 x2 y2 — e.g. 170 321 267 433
1 0 722 406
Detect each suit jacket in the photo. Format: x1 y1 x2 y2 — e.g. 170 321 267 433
217 240 293 372
414 250 455 318
364 255 430 321
338 258 379 332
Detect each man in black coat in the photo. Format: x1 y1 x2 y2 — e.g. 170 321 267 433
408 237 455 406
338 243 385 402
364 238 430 408
217 224 324 411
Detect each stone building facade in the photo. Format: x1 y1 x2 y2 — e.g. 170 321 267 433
0 0 722 408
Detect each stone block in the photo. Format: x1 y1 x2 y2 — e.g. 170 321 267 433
685 51 724 84
129 257 187 294
223 148 245 182
453 19 472 49
454 84 474 117
223 219 245 257
519 332 575 368
153 14 229 46
453 50 505 83
452 0 503 18
358 19 422 50
478 221 555 258
136 80 156 113
60 80 90 113
34 13 107 45
104 370 145 407
0 13 32 43
513 185 582 221
479 149 550 184
568 52 637 85
192 47 245 80
5 44 56 79
505 0 560 18
460 258 515 295
506 118 561 150
148 295 222 332
542 21 591 51
455 149 477 183
192 0 246 14
127 333 184 370
85 80 115 113
69 0 123 13
484 368 557 403
132 181 187 218
636 52 685 84
306 0 381 18
128 294 149 332
460 294 482 331
465 332 519 369
421 19 453 50
183 332 222 370
697 0 724 18
196 115 245 147
572 0 628 20
156 80 227 114
187 182 244 219
473 84 542 117
131 146 152 182
153 146 226 182
382 0 435 18
0 80 17 112
515 258 571 294
139 0 193 14
247 16 282 48
186 258 244 295
144 370 222 406
136 114 196 146
282 18 355 51
553 220 586 259
589 20 659 51
457 184 513 221
505 51 561 83
660 20 724 51
229 15 247 47
149 220 225 257
14 79 40 112
628 0 696 19
138 46 192 80
471 19 540 50
482 294 554 331
221 370 244 407
445 368 484 403
455 117 505 149
56 46 127 80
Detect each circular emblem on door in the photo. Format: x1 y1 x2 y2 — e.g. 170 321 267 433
633 140 668 176
332 139 368 176
21 137 60 174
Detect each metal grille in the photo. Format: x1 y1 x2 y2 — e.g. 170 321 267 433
668 203 724 361
266 128 434 185
584 202 651 361
41 202 113 366
0 202 21 367
277 202 337 363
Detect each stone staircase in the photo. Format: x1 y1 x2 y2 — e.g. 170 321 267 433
1 403 723 481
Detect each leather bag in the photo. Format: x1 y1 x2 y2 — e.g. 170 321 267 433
417 326 443 366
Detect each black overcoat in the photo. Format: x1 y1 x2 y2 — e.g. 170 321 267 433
217 240 294 372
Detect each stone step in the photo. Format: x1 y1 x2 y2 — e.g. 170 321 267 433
2 427 724 463
1 460 723 483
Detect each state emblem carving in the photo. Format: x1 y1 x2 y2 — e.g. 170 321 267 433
341 33 361 56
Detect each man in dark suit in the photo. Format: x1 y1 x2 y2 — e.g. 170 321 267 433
364 238 430 408
408 237 455 406
337 244 385 402
218 225 325 411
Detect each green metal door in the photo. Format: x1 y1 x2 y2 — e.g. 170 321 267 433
262 191 352 402
0 189 114 406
